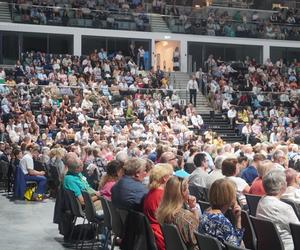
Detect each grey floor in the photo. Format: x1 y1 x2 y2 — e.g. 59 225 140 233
0 193 67 250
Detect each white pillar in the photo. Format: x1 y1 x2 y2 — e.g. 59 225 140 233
180 40 188 73
73 33 82 56
263 44 270 63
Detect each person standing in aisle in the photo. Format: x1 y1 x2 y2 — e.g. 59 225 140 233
137 46 145 70
187 75 198 107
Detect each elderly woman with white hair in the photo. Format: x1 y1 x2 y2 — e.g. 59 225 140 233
256 170 300 250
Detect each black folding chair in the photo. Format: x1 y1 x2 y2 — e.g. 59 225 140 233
106 200 126 250
241 210 257 250
81 191 104 249
161 223 187 250
245 194 261 216
100 196 112 249
65 189 86 249
189 184 209 202
224 242 250 250
290 222 300 250
198 200 210 213
250 216 284 250
194 232 223 250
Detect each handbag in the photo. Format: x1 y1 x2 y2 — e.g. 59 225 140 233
24 186 36 201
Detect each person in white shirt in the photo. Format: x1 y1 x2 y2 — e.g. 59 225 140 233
190 111 204 131
102 120 114 136
227 106 237 126
186 75 198 107
206 156 225 189
20 145 47 199
222 158 250 207
137 46 145 69
189 153 209 188
256 170 300 250
81 96 93 112
37 111 48 127
242 123 253 144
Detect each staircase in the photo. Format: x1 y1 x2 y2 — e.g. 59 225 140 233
169 71 244 143
170 71 212 114
150 14 170 32
201 113 244 143
0 2 11 23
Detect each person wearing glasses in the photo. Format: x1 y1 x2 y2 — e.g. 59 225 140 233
157 176 199 250
160 151 190 178
111 158 148 211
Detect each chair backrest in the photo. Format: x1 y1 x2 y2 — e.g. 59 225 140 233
121 210 158 250
290 222 300 250
281 198 300 221
241 210 257 250
224 242 250 250
189 184 209 202
194 232 223 250
106 199 125 238
161 223 187 250
65 189 85 218
198 200 210 213
99 196 112 230
81 191 97 222
245 194 261 216
250 216 284 250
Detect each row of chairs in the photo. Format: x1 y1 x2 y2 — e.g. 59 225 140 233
196 193 300 250
65 188 158 250
245 193 300 220
162 223 248 250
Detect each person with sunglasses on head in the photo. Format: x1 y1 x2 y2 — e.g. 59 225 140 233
156 175 199 250
199 178 244 247
143 163 173 250
111 158 148 211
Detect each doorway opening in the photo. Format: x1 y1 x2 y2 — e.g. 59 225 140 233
155 40 180 72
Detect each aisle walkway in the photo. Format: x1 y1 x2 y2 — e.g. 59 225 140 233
0 194 66 250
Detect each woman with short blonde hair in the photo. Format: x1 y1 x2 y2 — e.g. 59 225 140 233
148 163 173 189
143 163 173 250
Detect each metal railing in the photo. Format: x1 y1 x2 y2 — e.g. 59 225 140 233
5 2 300 41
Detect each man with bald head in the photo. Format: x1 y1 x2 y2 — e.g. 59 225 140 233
160 151 190 177
63 152 101 207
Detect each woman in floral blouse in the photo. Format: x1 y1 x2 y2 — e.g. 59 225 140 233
156 176 199 250
199 178 244 246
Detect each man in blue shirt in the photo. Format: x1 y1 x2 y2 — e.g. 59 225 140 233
111 158 148 211
241 153 266 185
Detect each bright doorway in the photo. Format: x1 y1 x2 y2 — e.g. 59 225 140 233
154 40 180 71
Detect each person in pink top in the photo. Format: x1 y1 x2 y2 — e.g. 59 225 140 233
99 160 123 200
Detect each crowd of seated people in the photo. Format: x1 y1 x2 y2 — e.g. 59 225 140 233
1 48 300 249
12 0 149 31
200 54 300 145
166 6 300 41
